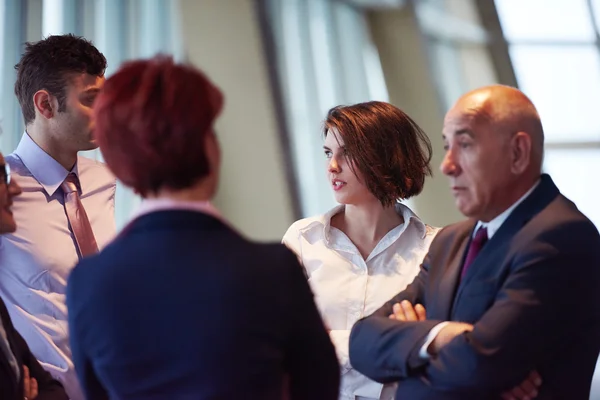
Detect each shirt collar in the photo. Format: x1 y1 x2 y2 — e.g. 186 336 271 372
14 132 76 196
475 179 541 239
316 202 428 244
130 198 223 222
115 198 226 240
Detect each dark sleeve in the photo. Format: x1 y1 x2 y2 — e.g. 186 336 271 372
0 298 67 400
349 253 442 382
418 223 600 393
360 221 600 395
67 265 109 400
281 249 340 400
12 332 69 400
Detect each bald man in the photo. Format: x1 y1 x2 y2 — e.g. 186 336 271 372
349 85 600 399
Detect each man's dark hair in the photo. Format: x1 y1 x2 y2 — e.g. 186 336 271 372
14 34 107 124
324 101 433 207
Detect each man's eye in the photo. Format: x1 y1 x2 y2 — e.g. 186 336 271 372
83 95 97 106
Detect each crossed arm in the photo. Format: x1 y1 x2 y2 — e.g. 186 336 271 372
349 230 592 396
388 300 541 400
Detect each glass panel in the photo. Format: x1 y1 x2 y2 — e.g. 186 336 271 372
495 0 595 42
0 0 5 84
510 45 600 143
0 0 25 154
458 44 498 91
307 0 339 113
544 148 600 228
593 0 600 30
428 40 465 111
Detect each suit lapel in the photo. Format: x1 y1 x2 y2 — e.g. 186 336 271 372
452 230 507 311
0 347 17 385
451 174 560 311
434 225 473 320
0 313 20 394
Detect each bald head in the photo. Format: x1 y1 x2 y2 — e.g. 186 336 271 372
453 85 544 171
441 85 545 221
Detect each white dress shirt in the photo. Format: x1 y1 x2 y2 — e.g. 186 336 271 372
0 133 116 399
283 203 439 400
419 179 541 358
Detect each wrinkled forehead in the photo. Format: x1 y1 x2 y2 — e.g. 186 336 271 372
443 98 492 138
443 108 477 136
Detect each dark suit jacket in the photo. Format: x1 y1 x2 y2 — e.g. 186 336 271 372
349 175 600 399
67 210 340 400
0 298 67 400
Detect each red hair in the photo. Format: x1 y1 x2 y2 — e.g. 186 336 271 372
93 55 224 196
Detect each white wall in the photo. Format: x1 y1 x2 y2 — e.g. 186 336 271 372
368 2 500 228
368 7 463 227
178 0 295 241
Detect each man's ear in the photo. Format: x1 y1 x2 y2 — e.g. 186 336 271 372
510 131 532 175
32 90 55 120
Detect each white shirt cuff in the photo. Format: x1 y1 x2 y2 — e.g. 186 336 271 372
419 321 450 359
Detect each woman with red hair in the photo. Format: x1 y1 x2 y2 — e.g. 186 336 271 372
66 56 339 400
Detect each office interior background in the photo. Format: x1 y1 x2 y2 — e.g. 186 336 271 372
1 0 599 241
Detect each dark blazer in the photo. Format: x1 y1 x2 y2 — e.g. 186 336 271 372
0 298 67 400
350 174 600 399
67 210 340 400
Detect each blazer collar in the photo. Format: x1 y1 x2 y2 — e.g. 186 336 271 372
452 174 559 306
124 209 229 237
435 225 472 320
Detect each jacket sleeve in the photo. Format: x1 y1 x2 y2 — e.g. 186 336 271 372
420 224 600 393
349 253 442 382
12 332 69 400
282 249 340 400
0 297 69 400
354 221 600 394
67 264 110 400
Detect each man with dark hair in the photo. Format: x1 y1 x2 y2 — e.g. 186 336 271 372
0 34 116 400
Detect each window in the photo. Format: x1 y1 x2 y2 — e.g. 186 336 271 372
264 0 389 217
0 0 183 229
496 0 600 227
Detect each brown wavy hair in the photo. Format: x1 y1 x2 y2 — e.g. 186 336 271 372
324 101 432 207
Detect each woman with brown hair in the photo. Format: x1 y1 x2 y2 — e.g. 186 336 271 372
283 101 438 400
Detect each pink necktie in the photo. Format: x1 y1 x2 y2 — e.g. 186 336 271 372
61 173 99 258
461 226 488 279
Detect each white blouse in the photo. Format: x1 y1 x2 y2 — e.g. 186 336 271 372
283 203 439 400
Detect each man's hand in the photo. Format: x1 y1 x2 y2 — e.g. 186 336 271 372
23 365 38 400
428 321 473 356
501 370 542 400
389 300 426 321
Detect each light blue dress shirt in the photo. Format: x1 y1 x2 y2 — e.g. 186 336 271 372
0 133 116 399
